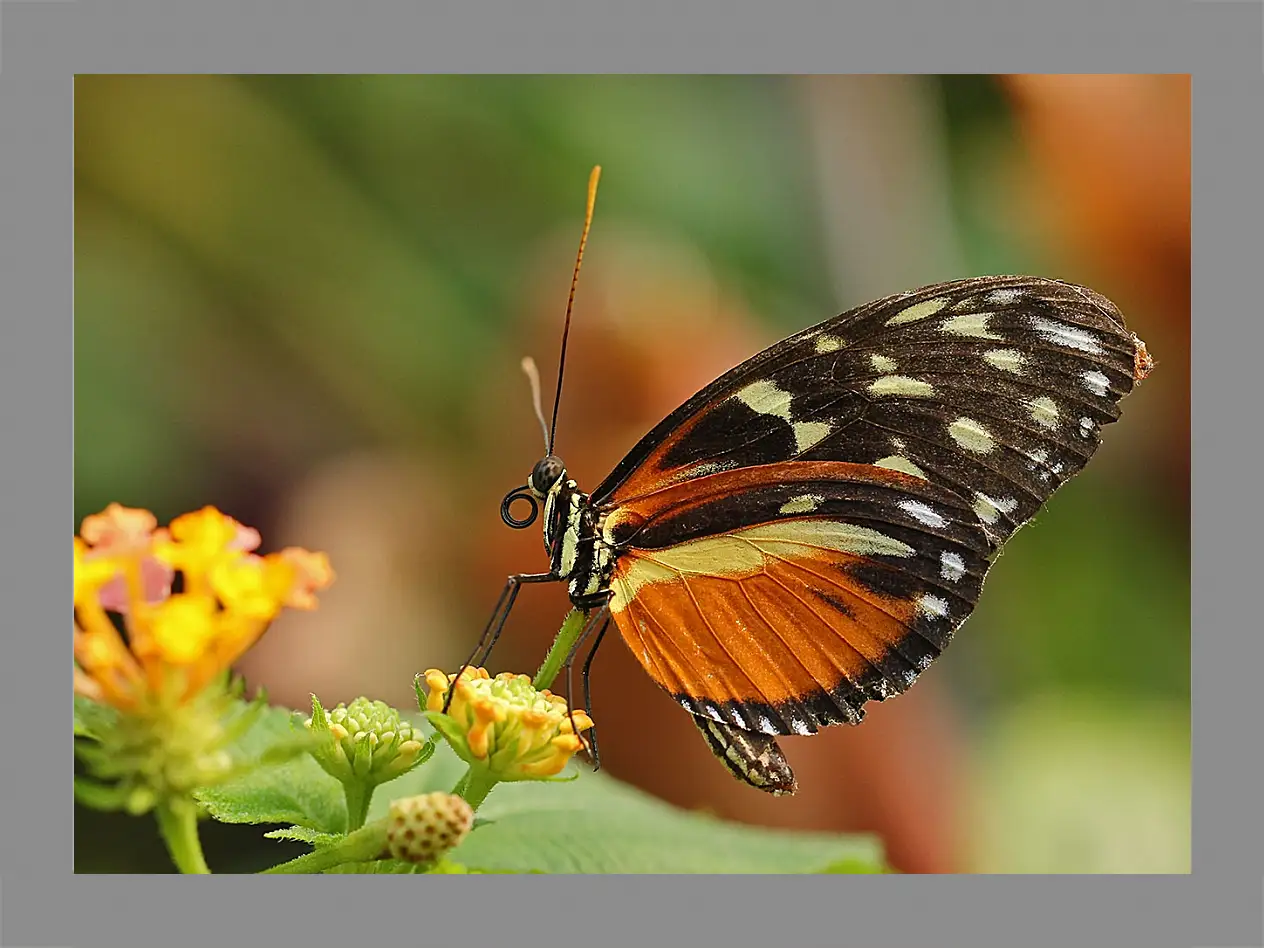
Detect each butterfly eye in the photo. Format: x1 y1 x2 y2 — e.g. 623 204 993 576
529 455 566 495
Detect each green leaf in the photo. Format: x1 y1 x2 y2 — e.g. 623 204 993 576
195 703 346 834
820 856 893 874
73 694 117 740
453 773 885 873
371 731 885 874
263 825 343 847
308 693 329 731
422 711 469 752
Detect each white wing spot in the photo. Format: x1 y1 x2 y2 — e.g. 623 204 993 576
1079 416 1096 438
973 492 1018 525
1082 370 1110 396
898 500 948 529
986 287 1024 304
1026 448 1053 481
870 353 898 373
815 334 844 353
1028 396 1060 429
875 455 928 480
789 715 813 735
738 520 916 558
939 551 966 582
1032 316 1104 354
735 379 793 420
793 420 832 453
729 706 746 727
867 376 935 398
983 348 1026 375
941 311 1002 339
757 715 776 734
948 417 995 454
734 379 830 453
887 297 949 326
917 594 950 618
780 493 824 515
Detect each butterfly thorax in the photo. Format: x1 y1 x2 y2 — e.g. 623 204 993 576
530 458 616 610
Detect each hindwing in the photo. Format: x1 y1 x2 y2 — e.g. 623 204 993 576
603 462 991 736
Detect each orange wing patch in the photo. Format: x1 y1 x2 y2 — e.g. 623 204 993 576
608 518 960 735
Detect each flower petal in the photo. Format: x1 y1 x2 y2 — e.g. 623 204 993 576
79 504 158 553
278 548 335 610
96 555 175 613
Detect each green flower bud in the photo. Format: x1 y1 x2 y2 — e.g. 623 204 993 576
305 695 433 788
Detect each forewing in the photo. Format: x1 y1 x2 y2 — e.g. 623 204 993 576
592 275 1151 547
604 461 992 736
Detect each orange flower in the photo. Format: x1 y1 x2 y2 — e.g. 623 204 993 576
74 504 334 712
421 667 593 781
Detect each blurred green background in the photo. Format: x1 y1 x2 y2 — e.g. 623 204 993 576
75 74 1190 874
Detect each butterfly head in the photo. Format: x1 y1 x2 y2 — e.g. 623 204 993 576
499 454 568 531
529 454 567 497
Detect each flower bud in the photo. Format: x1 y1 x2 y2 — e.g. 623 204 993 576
421 667 594 782
305 695 431 787
385 792 474 865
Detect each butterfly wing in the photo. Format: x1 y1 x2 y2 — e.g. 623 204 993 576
603 461 992 736
691 714 798 796
592 275 1151 548
589 276 1150 788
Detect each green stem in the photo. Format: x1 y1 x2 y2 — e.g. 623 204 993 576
155 797 210 874
262 820 388 874
533 608 588 692
343 781 373 832
456 766 500 811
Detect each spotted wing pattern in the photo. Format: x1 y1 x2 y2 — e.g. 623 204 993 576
592 276 1151 753
592 276 1152 548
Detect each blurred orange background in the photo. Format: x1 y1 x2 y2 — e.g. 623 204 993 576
75 74 1190 873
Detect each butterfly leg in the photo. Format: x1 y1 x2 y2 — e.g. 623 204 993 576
691 716 798 796
577 611 612 771
444 571 556 713
553 602 612 772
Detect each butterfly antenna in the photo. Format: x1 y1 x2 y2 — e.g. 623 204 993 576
548 164 601 454
520 357 550 453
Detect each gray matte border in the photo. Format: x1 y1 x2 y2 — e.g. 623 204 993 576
5 0 1255 946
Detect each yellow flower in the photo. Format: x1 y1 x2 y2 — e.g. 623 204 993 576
421 667 594 781
73 503 335 711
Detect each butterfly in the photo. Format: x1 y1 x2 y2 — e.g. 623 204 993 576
464 166 1153 795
